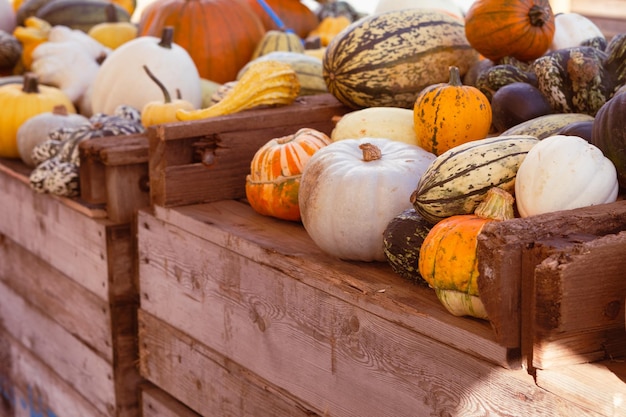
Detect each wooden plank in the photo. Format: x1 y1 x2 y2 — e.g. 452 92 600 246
0 232 113 361
138 311 322 417
0 162 116 299
571 0 626 18
79 134 150 223
530 232 626 369
0 329 109 417
137 208 605 417
140 384 201 417
148 93 350 208
535 360 626 417
0 281 118 416
477 200 626 348
142 202 515 368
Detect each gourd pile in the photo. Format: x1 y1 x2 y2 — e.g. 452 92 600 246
1 0 625 320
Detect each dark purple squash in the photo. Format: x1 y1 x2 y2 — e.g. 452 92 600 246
591 90 626 189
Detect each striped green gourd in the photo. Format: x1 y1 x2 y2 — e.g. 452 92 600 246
410 135 539 224
322 9 479 109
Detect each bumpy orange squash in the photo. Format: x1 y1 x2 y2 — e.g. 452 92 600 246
464 0 555 62
245 128 331 222
418 187 515 319
413 65 492 156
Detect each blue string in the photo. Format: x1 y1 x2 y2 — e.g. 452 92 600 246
255 0 295 34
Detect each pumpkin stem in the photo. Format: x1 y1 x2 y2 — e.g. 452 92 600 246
143 65 172 103
359 143 382 162
159 26 174 49
474 187 515 221
52 105 69 116
104 3 118 23
528 5 552 27
22 73 40 94
447 66 463 87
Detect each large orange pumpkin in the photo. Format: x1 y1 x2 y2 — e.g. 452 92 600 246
245 0 319 39
137 0 266 83
464 0 555 62
245 127 331 222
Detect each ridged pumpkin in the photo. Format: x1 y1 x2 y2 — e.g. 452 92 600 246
413 65 492 156
418 187 516 320
245 128 331 222
137 0 266 83
0 73 75 159
245 0 319 39
464 0 555 62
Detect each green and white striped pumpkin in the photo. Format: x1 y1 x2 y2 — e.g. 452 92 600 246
322 9 478 109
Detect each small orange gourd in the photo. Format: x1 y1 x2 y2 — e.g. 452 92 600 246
413 65 492 156
245 128 331 222
418 187 515 319
464 0 555 62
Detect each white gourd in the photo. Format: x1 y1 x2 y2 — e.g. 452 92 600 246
515 135 619 218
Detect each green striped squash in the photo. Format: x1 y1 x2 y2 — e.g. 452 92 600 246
251 30 305 60
323 9 479 109
410 135 539 224
500 113 595 139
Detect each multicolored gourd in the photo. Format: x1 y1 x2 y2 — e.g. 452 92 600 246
323 8 479 109
245 128 331 222
418 187 516 320
176 60 301 121
411 135 539 224
413 65 492 156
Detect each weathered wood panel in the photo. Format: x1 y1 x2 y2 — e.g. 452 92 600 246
140 384 201 417
139 311 322 417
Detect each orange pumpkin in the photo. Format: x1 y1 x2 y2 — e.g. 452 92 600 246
418 187 515 319
464 0 555 62
413 65 492 156
245 128 331 222
245 0 319 39
137 0 266 83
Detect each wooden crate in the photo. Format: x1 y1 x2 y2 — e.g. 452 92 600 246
146 93 350 208
136 200 626 417
0 159 141 417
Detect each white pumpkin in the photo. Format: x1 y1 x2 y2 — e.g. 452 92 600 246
299 137 436 262
331 107 419 146
90 28 202 115
549 12 605 51
0 0 16 33
515 135 619 218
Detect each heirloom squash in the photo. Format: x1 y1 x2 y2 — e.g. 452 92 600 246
246 128 331 222
251 29 305 59
12 16 50 70
464 0 555 62
323 8 478 109
35 0 131 33
490 82 553 133
515 135 619 217
0 73 75 158
500 112 594 139
591 91 626 189
0 30 21 74
90 27 202 116
138 0 266 83
331 107 419 146
87 3 138 50
413 65 492 156
382 208 433 286
411 135 539 224
418 187 515 319
299 138 436 262
307 15 350 47
532 46 614 116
